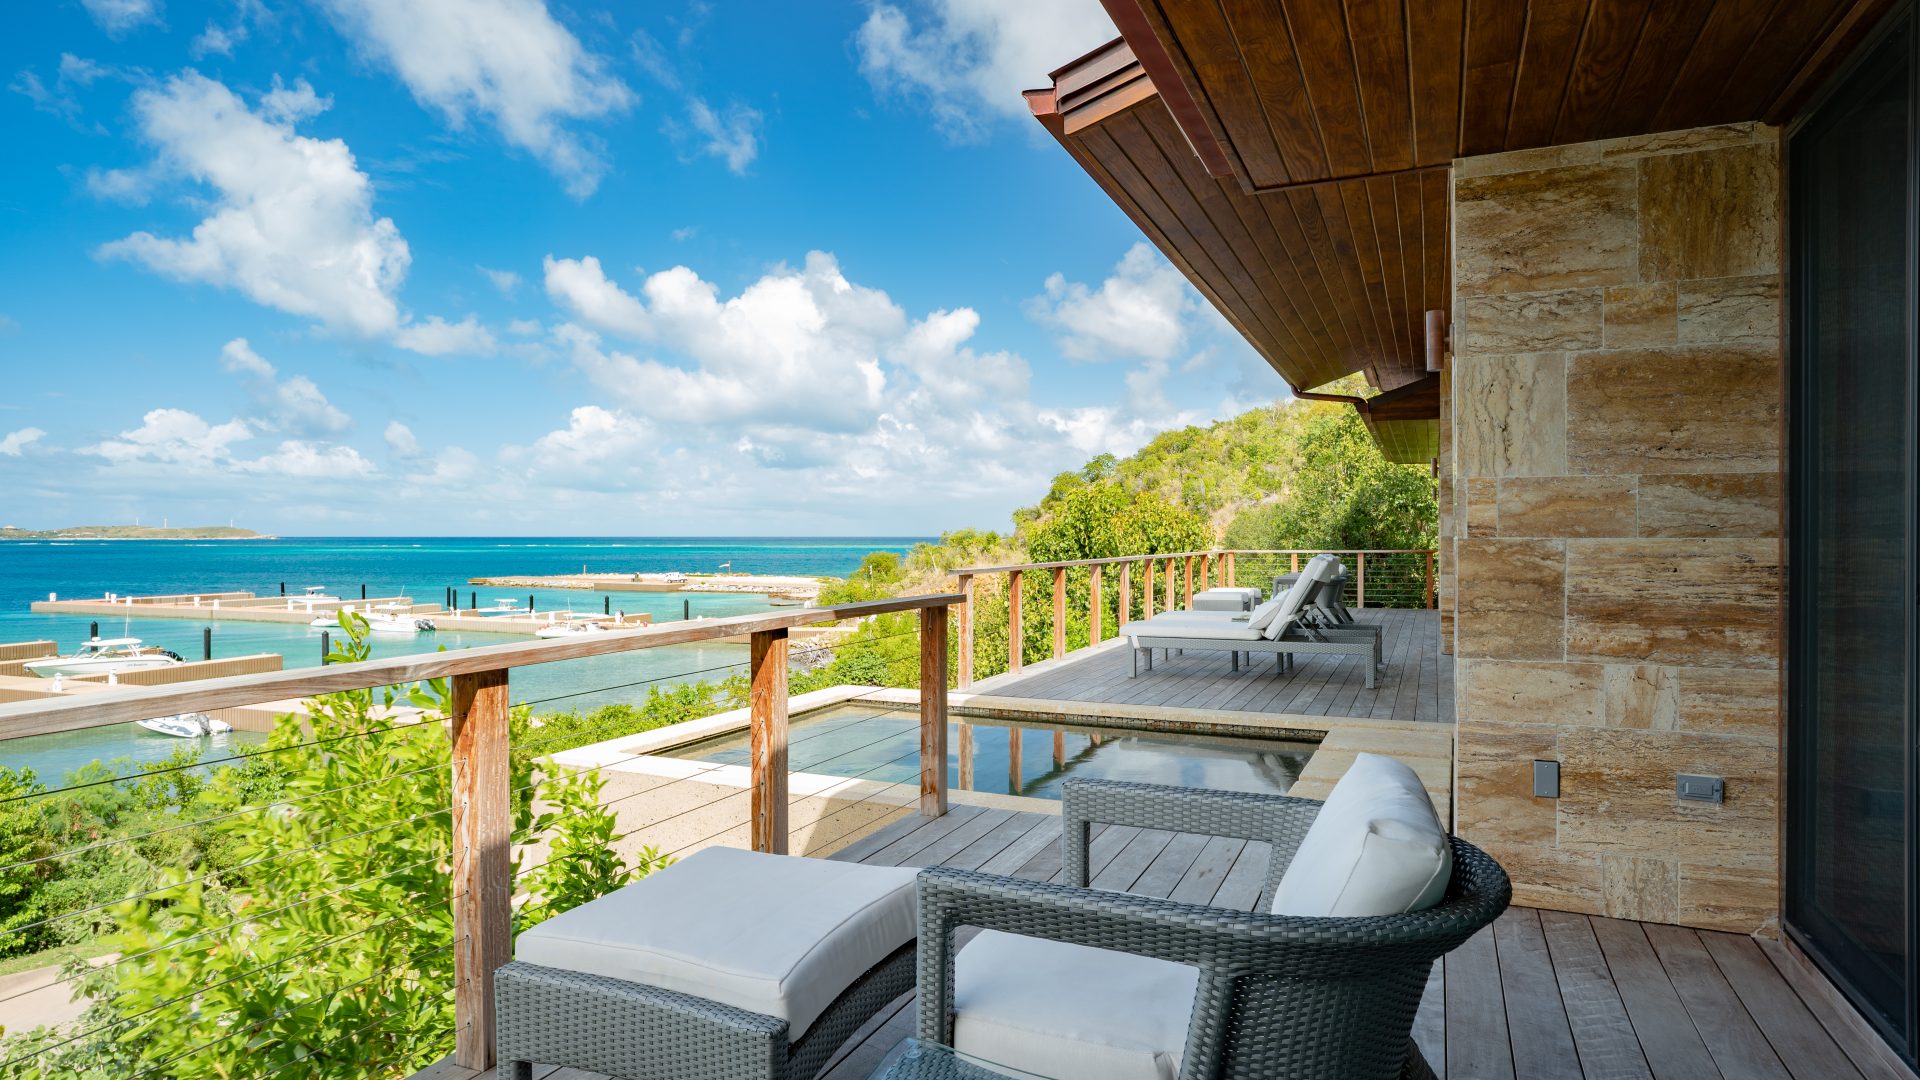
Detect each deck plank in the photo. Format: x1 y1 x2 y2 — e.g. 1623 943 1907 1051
1493 907 1581 1079
1641 923 1793 1080
1702 932 1869 1080
1540 910 1656 1080
1587 916 1722 1078
1445 923 1515 1079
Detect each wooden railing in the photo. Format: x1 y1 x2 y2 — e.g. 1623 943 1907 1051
0 593 962 1074
951 549 1434 688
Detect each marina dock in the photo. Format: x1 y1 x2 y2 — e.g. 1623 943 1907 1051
30 591 656 636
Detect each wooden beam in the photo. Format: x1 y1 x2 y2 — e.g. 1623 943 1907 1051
918 606 949 817
1007 570 1024 674
749 629 789 854
1118 561 1131 626
1164 557 1176 611
1053 729 1066 769
450 668 512 1072
1089 565 1103 644
1051 567 1067 660
1142 560 1154 618
955 573 974 689
1183 556 1194 607
1008 728 1023 794
1227 551 1235 586
1356 553 1368 609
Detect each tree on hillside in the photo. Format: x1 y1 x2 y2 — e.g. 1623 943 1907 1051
1023 483 1211 562
1223 406 1436 551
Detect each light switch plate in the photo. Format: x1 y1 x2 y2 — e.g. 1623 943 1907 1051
1532 759 1559 799
1677 774 1724 803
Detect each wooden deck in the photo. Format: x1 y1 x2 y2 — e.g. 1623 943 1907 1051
971 608 1452 724
437 803 1910 1080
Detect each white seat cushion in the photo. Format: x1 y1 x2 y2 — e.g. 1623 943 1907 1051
1270 752 1451 917
954 930 1196 1080
1126 618 1266 641
513 847 917 1039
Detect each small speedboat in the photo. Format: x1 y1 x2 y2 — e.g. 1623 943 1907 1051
366 612 434 635
478 598 532 617
534 619 612 638
137 713 234 738
25 638 185 678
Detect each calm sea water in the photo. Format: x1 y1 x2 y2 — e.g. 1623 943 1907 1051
0 537 927 781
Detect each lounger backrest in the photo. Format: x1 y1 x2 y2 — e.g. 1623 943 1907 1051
1261 555 1333 639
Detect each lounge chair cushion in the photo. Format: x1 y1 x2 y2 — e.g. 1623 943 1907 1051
1270 752 1451 917
512 846 917 1039
1126 619 1266 641
954 929 1197 1080
1243 596 1288 632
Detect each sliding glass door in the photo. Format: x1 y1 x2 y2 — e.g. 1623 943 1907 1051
1787 11 1918 1063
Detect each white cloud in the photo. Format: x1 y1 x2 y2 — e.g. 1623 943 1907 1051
681 98 761 174
13 53 116 125
81 0 162 36
316 0 634 198
506 318 542 336
85 166 155 204
670 226 697 242
514 405 652 468
190 23 240 58
84 408 254 465
383 420 421 458
232 440 375 477
479 266 520 294
98 72 412 338
0 428 46 456
1029 242 1198 362
856 0 1115 140
543 255 652 338
393 314 498 356
219 338 351 436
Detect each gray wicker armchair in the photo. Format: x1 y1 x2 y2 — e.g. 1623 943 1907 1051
914 778 1510 1080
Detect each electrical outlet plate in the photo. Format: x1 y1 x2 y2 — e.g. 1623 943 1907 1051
1677 774 1725 803
1532 759 1560 799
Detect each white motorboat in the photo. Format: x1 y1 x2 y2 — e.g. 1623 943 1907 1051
478 598 532 617
137 713 234 738
534 619 612 639
367 611 434 635
24 638 186 678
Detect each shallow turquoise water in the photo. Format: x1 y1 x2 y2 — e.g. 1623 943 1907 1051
0 537 927 783
666 705 1316 800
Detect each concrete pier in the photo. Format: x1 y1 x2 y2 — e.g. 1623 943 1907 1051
29 592 655 636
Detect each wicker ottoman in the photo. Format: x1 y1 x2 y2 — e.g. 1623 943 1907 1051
497 847 920 1080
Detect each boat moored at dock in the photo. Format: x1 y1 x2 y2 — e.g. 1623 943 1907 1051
23 638 186 678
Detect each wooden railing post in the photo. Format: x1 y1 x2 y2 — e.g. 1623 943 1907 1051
1425 551 1435 609
749 629 789 854
1008 728 1023 794
955 573 974 689
1200 552 1211 591
451 668 512 1072
1089 565 1103 644
1142 560 1153 618
1118 562 1132 626
1227 551 1236 586
1051 567 1066 660
918 605 948 817
1053 729 1066 769
1163 558 1176 612
1291 552 1300 573
1356 553 1368 609
1183 556 1194 607
1007 570 1024 674
957 721 974 790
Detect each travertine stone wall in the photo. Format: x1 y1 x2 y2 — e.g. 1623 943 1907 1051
1447 123 1783 933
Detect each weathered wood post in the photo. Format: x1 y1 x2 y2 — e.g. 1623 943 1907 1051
1183 556 1194 607
1227 551 1236 586
1142 559 1154 618
1007 569 1024 674
919 604 949 817
749 629 790 854
1163 557 1176 611
1118 561 1132 627
1051 567 1066 660
1425 551 1435 608
1356 553 1368 609
957 720 975 791
1089 565 1103 644
451 668 512 1071
955 573 974 689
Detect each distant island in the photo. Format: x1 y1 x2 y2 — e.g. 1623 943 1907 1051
0 525 269 540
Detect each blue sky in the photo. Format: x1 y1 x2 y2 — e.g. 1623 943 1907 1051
0 0 1278 535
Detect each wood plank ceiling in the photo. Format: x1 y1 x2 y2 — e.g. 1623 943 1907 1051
1029 0 1889 459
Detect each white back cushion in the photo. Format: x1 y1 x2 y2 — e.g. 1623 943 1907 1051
1243 597 1287 632
1269 753 1451 917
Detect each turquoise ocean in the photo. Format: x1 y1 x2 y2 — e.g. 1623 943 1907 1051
0 537 927 781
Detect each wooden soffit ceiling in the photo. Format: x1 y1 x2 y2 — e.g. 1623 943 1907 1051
1029 0 1891 399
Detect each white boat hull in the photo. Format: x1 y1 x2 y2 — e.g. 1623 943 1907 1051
25 654 180 678
137 713 233 738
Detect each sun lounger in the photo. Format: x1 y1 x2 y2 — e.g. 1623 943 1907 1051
1124 556 1381 687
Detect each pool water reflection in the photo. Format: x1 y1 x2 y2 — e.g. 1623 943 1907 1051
664 705 1315 800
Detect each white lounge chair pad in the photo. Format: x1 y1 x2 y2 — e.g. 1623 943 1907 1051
954 930 1197 1080
1124 620 1267 641
513 846 917 1039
